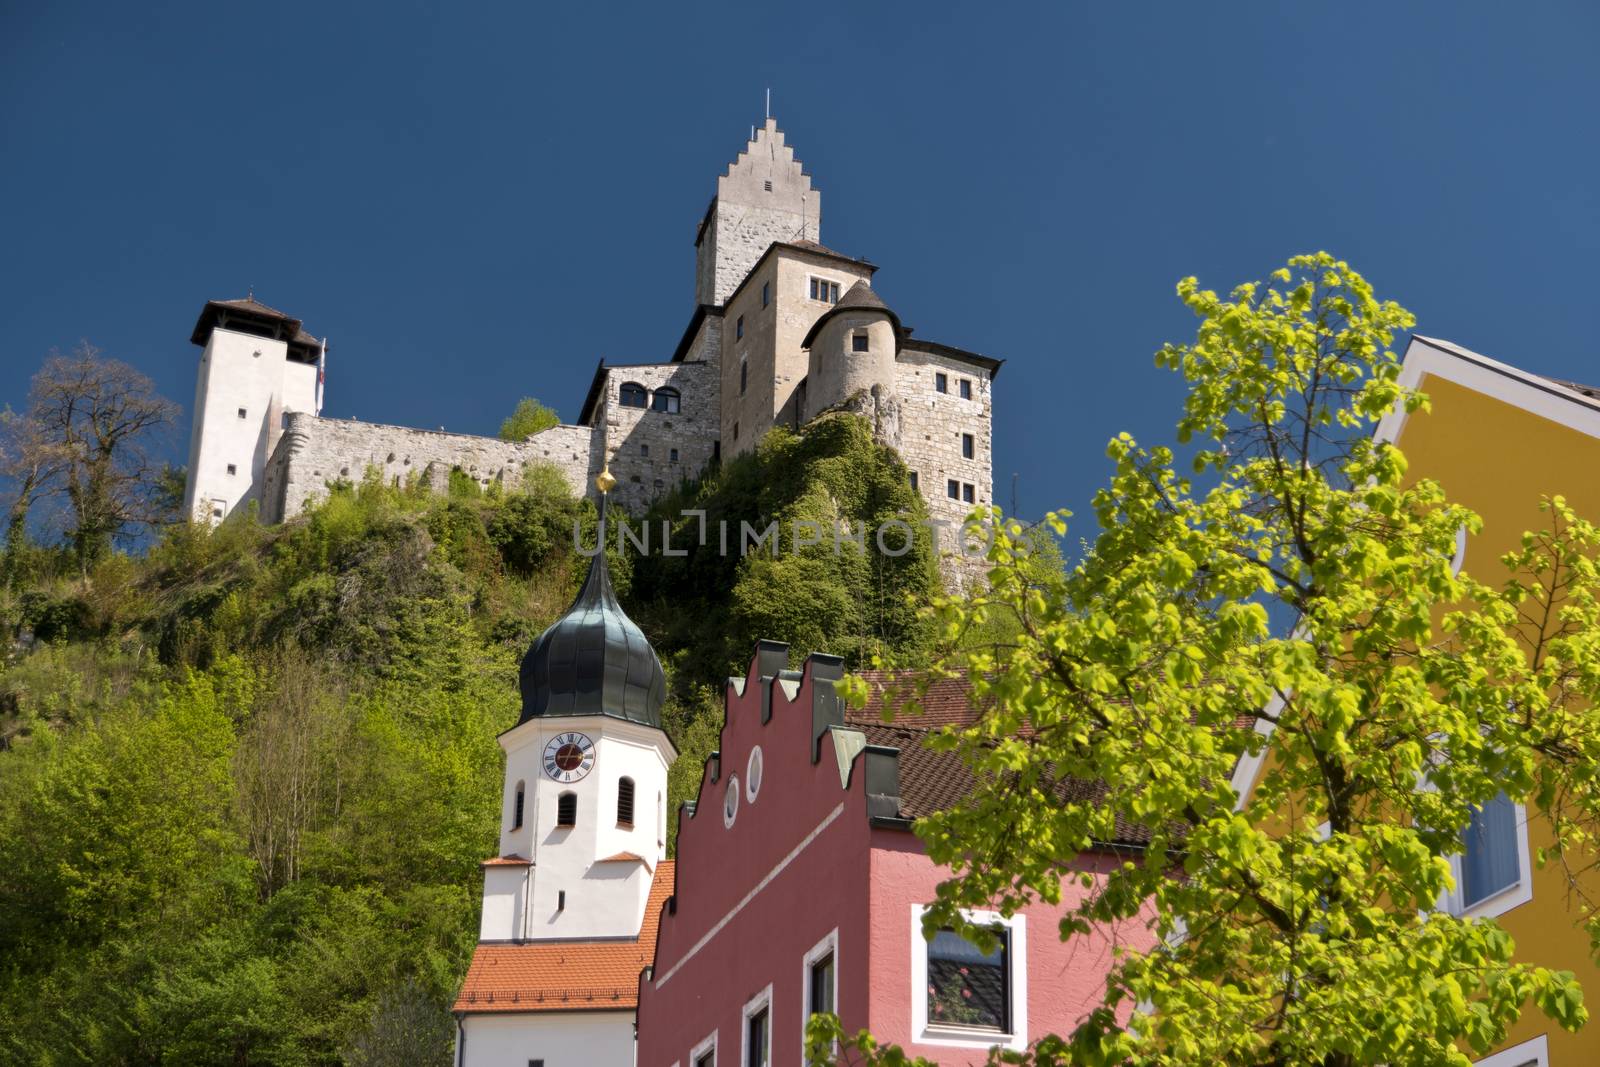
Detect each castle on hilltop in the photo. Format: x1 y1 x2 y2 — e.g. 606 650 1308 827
182 117 1001 580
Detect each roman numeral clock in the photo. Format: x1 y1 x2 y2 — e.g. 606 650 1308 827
544 731 596 783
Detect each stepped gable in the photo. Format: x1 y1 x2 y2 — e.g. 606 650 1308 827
453 861 675 1014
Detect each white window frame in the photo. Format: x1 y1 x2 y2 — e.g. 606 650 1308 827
800 928 840 1061
909 905 1027 1051
690 1028 717 1067
1473 1033 1548 1067
1443 794 1534 920
808 276 840 305
741 983 773 1067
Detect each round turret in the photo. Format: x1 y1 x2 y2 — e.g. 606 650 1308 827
800 281 901 420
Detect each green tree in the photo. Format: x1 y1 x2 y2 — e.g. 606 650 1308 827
498 396 560 441
825 254 1600 1066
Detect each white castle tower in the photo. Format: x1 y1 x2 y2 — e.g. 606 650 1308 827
455 471 677 1065
182 297 322 522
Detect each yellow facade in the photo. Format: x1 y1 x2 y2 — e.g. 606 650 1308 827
1241 336 1600 1065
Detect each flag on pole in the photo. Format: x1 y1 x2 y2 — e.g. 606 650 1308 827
316 338 327 415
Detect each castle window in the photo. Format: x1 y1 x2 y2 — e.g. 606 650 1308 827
762 282 770 308
556 792 577 828
962 433 975 459
237 407 248 419
226 463 237 476
740 358 748 396
935 373 948 394
736 315 744 341
947 480 960 500
960 378 973 400
512 781 525 830
763 179 773 192
963 483 975 504
651 388 681 414
641 443 649 457
809 277 840 304
620 382 648 408
733 421 740 442
910 471 919 491
618 777 635 827
670 448 679 463
852 332 869 353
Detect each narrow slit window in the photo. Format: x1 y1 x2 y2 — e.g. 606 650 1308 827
736 315 745 341
762 282 770 308
962 433 974 459
618 776 636 826
512 781 526 830
740 358 748 395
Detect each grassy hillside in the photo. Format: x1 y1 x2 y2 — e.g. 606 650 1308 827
0 413 939 1065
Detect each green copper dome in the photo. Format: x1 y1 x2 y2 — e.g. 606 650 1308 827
517 498 666 729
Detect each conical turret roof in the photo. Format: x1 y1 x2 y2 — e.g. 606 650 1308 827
517 492 666 729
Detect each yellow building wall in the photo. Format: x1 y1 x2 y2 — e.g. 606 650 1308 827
1243 370 1600 1064
1391 373 1600 1064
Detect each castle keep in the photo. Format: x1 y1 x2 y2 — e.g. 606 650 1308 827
183 118 1001 578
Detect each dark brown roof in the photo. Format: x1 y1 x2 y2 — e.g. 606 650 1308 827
801 281 903 349
899 337 1004 380
190 296 321 351
453 860 675 1014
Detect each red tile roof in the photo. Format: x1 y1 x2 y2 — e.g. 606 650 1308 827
597 851 653 871
453 860 675 1014
481 854 533 867
850 669 986 729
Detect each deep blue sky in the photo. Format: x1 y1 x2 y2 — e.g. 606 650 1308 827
3 3 1596 524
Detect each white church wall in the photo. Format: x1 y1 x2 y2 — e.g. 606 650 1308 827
458 1010 636 1067
479 866 532 941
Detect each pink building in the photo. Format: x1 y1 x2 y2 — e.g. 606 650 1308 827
636 642 1155 1067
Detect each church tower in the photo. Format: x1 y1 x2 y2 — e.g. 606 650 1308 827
456 471 676 1066
694 117 821 306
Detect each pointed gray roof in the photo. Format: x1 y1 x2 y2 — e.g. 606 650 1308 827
517 497 666 729
801 281 903 349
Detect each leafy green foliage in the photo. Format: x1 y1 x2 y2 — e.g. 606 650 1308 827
0 416 941 1060
843 255 1600 1066
497 396 561 442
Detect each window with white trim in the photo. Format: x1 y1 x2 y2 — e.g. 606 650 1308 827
802 927 839 1061
809 277 840 304
910 906 1027 1050
742 985 772 1067
1445 790 1533 918
691 1029 717 1067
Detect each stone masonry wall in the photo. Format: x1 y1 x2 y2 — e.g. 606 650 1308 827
264 413 598 523
597 361 720 514
889 348 995 591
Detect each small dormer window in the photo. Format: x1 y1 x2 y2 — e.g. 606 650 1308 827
809 278 840 304
852 332 869 353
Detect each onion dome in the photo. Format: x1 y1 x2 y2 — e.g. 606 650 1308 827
517 469 666 729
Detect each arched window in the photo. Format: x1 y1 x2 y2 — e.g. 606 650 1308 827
620 382 648 408
618 777 636 826
512 780 526 830
651 387 680 414
740 359 748 395
557 791 577 827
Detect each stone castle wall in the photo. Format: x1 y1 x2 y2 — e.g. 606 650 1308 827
263 414 599 523
596 361 721 514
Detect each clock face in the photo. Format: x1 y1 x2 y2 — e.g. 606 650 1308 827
543 732 596 783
